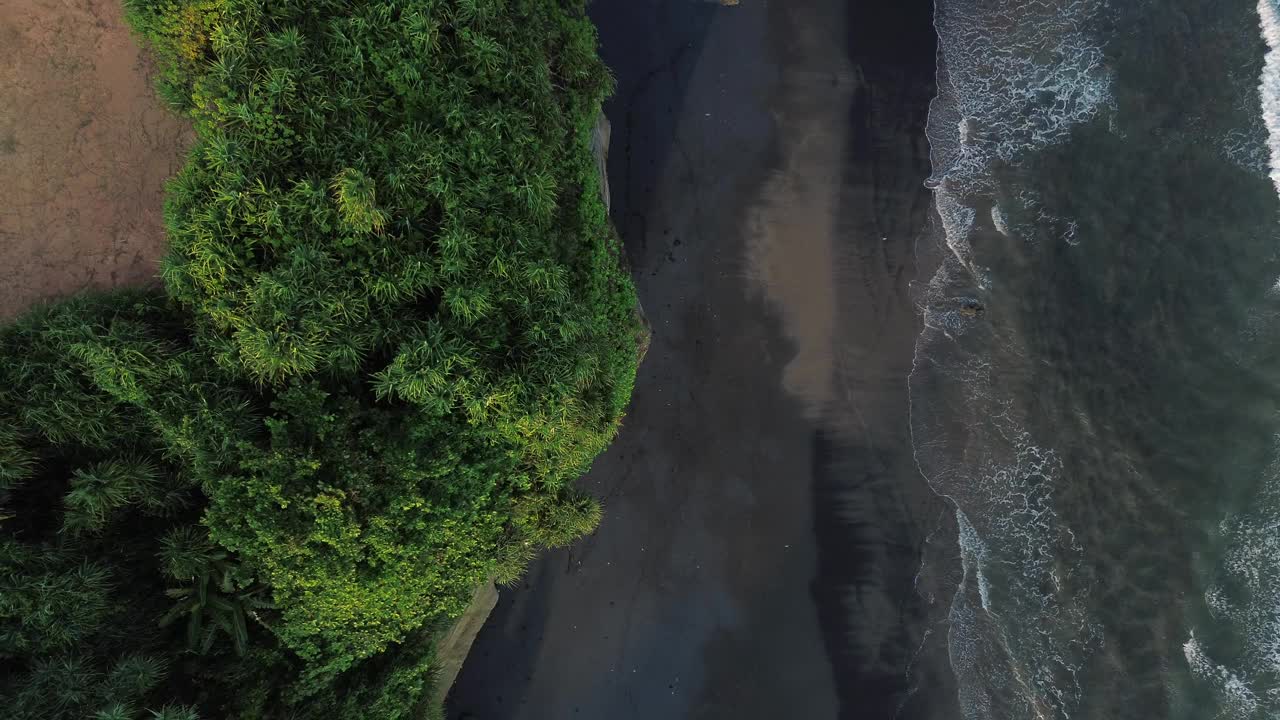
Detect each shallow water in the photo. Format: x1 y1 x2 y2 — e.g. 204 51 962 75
913 0 1280 717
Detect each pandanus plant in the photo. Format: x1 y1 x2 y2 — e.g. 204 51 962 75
156 527 272 656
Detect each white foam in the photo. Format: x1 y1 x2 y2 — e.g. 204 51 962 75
1257 0 1280 196
931 0 1115 189
991 205 1009 237
1188 433 1280 716
1009 188 1084 247
1222 127 1270 176
936 185 977 270
1184 634 1262 717
915 1 1115 716
957 511 993 612
926 0 1113 275
1195 8 1280 687
912 367 1099 719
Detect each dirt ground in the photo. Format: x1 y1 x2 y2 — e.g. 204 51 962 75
0 0 189 317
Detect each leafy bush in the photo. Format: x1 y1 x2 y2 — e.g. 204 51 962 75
198 380 519 684
123 0 638 681
0 294 213 719
2 0 639 715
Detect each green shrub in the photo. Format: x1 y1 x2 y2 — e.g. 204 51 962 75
0 537 184 720
121 0 640 683
0 295 212 719
198 380 518 684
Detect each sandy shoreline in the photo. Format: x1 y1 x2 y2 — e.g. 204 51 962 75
448 0 954 718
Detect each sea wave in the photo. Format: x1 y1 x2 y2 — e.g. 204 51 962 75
916 1 1280 718
913 0 1114 718
923 0 1115 333
1179 7 1280 716
1186 436 1280 718
928 0 1114 192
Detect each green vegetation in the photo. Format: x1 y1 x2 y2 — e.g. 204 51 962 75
0 0 641 717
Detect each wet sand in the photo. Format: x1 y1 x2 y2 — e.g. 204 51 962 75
448 0 952 717
0 0 188 316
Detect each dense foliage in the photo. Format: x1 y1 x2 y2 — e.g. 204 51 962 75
0 293 232 720
0 0 640 716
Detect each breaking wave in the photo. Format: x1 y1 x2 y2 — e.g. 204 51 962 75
1259 0 1280 196
913 0 1280 717
1185 433 1280 718
912 0 1115 717
1175 6 1280 717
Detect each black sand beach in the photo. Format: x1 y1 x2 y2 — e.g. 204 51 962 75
448 0 951 717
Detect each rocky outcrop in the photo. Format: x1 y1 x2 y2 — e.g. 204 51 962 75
591 113 613 216
591 113 651 363
430 579 499 709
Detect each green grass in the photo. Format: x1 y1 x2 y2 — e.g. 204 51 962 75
0 0 640 717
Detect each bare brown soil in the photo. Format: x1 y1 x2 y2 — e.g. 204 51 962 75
0 0 189 317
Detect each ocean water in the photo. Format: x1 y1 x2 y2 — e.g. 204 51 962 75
912 0 1280 717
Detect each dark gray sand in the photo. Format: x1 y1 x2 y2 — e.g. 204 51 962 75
448 0 954 718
